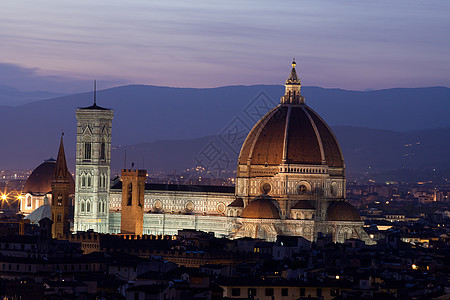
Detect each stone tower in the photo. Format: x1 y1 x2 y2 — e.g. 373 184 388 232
120 169 146 235
74 89 113 233
51 135 72 238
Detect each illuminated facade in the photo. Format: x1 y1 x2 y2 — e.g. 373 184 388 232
73 100 113 233
21 62 372 244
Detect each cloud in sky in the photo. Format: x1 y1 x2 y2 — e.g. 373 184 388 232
0 0 449 91
0 63 127 93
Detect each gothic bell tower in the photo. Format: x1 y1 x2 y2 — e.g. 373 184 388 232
74 83 113 233
51 135 72 238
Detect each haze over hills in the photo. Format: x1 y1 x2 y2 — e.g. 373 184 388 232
0 84 449 175
111 126 450 177
0 84 66 106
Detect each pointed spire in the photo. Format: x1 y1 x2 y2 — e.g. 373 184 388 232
285 58 301 85
53 133 70 182
80 80 110 110
281 58 305 105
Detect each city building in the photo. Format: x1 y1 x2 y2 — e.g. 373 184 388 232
19 61 371 244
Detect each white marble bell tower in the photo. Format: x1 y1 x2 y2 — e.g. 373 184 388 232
74 84 113 233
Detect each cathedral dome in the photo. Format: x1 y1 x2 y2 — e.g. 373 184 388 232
238 61 343 168
23 159 75 195
241 195 280 219
326 201 361 222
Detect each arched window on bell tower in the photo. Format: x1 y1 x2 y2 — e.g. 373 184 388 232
100 142 106 160
84 142 91 160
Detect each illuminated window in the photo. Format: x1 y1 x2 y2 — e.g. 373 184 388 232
248 288 256 297
26 196 31 207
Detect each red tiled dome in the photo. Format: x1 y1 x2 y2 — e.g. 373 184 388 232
241 195 280 219
23 159 75 194
238 104 344 167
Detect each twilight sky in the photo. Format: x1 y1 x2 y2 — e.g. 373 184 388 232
0 0 449 93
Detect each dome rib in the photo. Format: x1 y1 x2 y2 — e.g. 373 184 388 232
305 106 344 168
239 106 284 166
284 106 321 165
238 106 278 165
301 106 326 164
281 105 292 163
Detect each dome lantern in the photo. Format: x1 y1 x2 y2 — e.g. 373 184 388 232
281 59 305 105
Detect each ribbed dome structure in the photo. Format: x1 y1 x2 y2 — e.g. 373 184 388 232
326 201 361 222
238 106 343 167
238 60 343 169
241 195 280 219
23 159 75 194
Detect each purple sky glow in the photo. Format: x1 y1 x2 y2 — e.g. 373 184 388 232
0 0 449 93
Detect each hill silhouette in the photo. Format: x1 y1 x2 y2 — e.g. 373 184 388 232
0 84 449 173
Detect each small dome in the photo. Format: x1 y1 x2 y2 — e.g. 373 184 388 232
23 159 75 194
326 201 361 222
241 195 280 219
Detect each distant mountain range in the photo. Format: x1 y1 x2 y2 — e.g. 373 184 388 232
0 84 449 176
110 126 450 177
0 84 65 106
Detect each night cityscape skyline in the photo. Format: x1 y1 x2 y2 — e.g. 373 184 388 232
0 1 449 299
